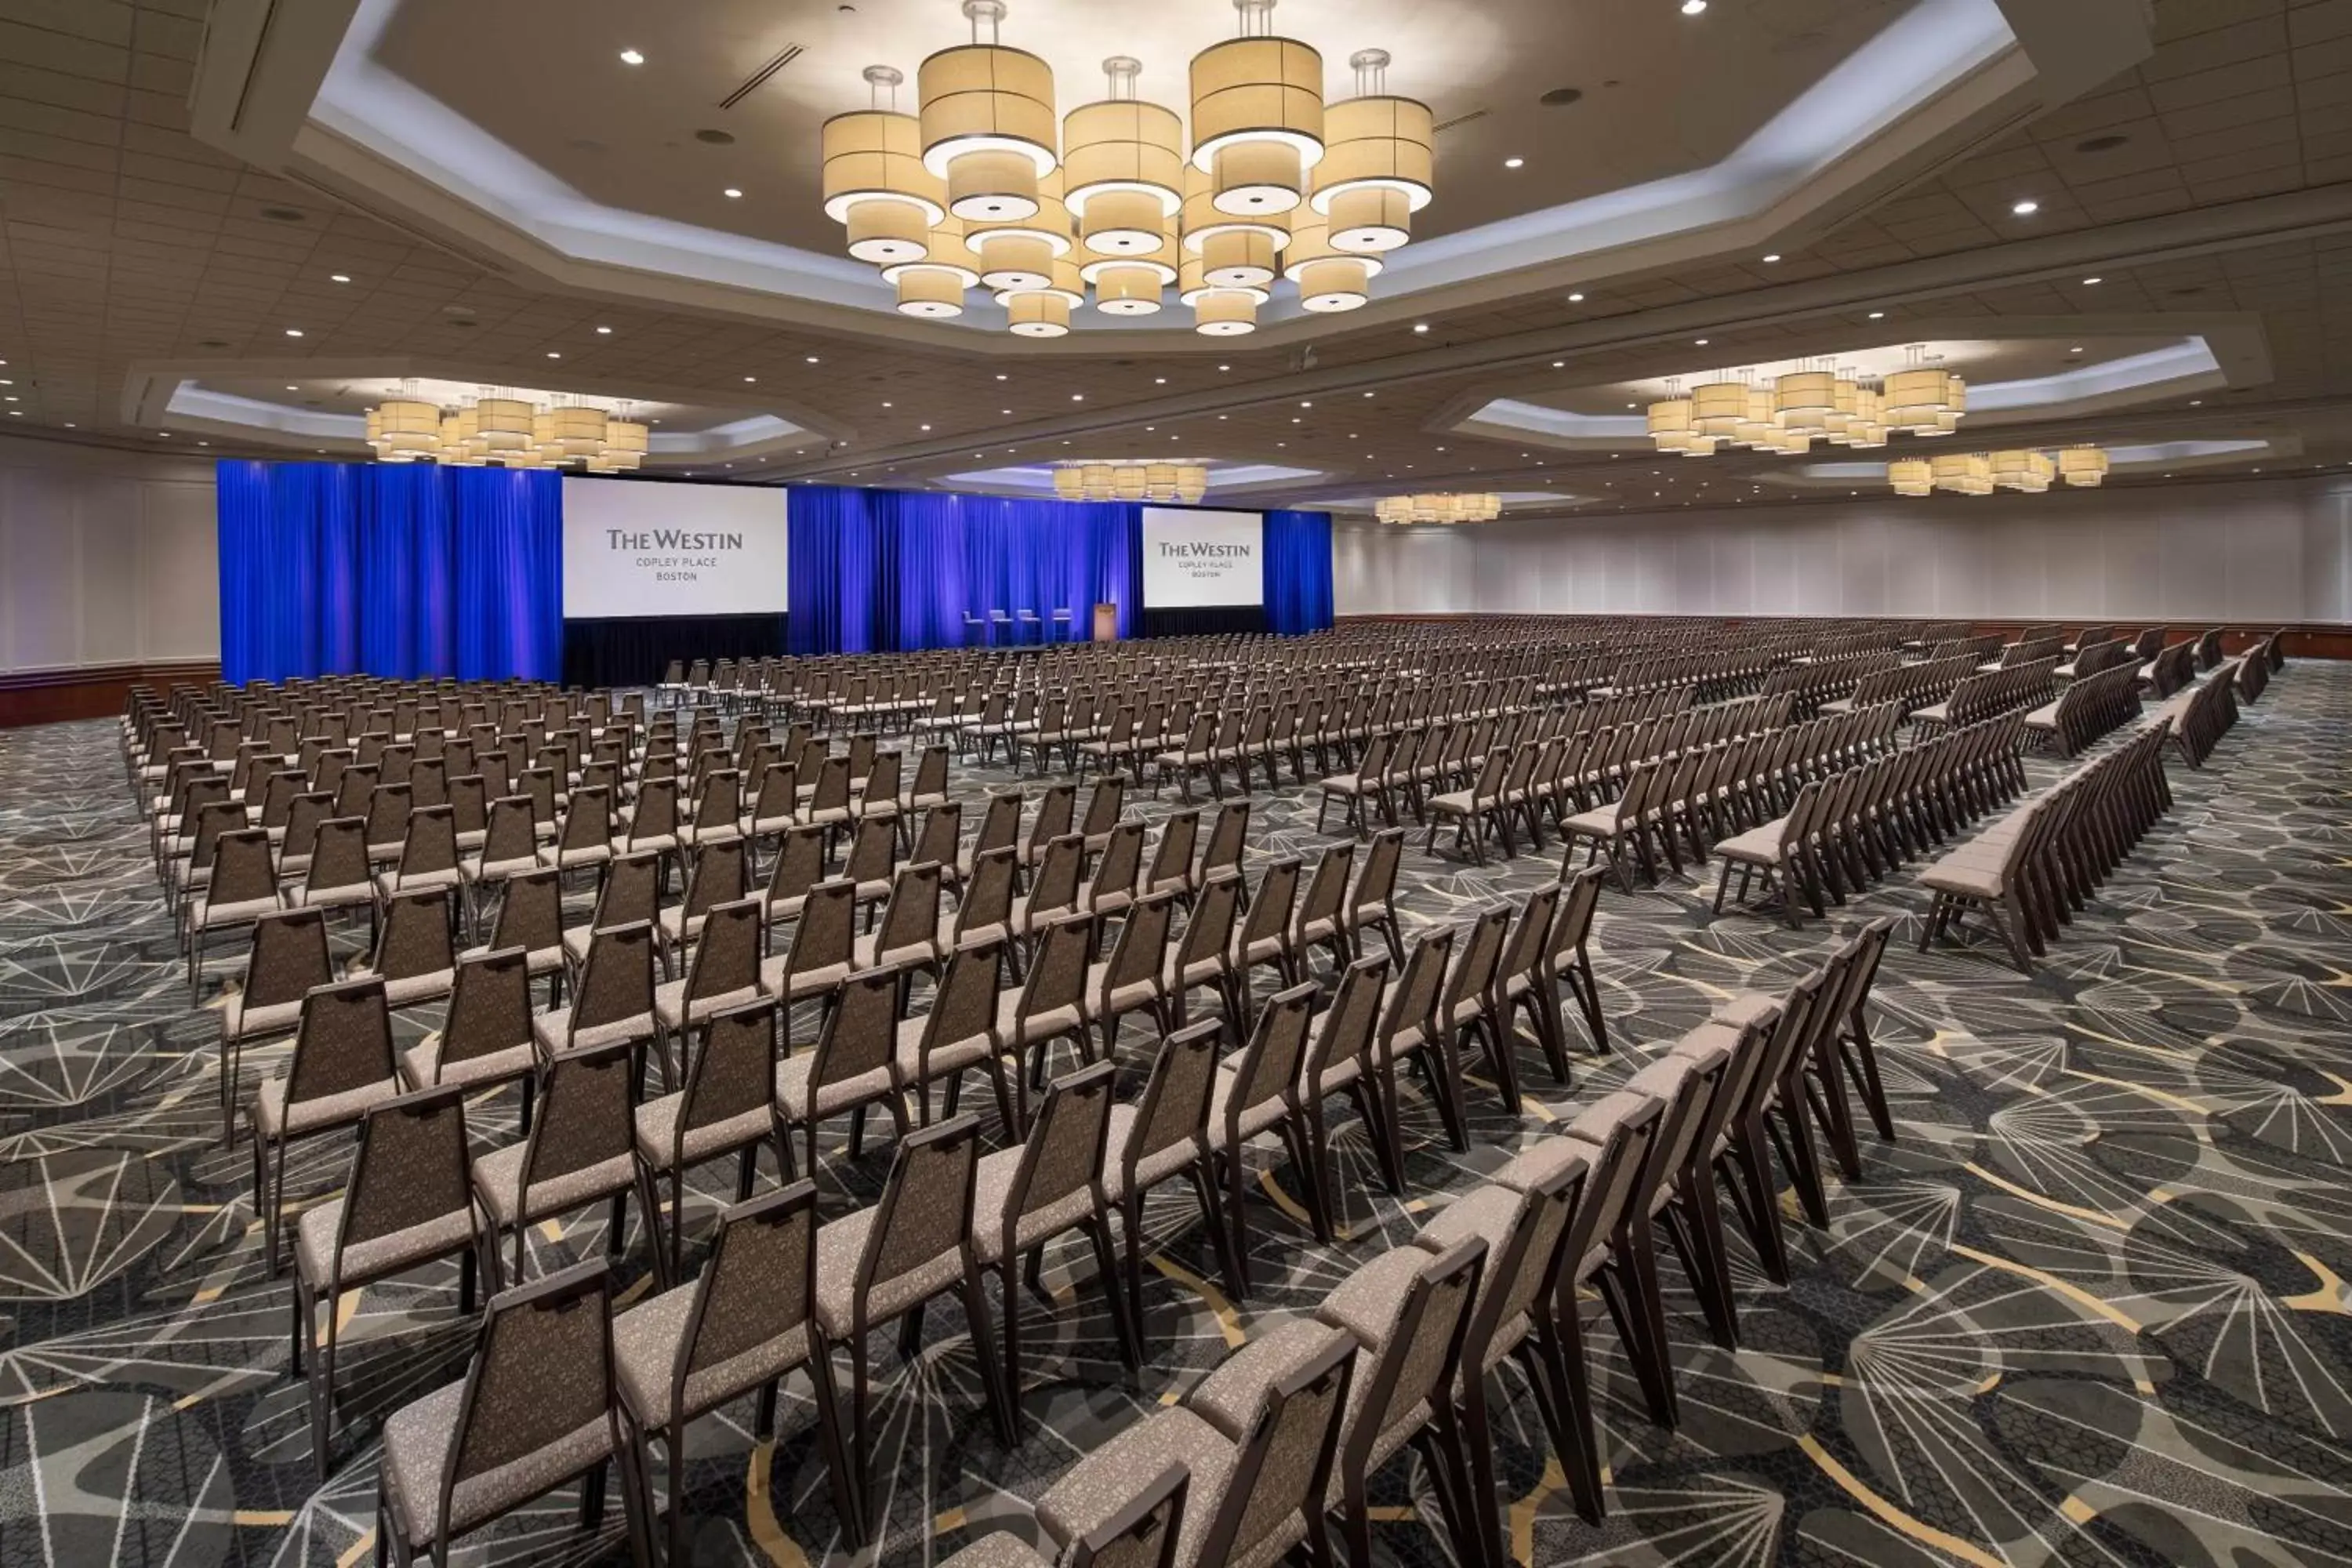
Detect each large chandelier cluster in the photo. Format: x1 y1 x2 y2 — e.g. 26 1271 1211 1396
1889 445 2107 496
1648 348 1966 456
819 0 1433 337
1375 492 1503 524
1052 460 1210 503
364 387 648 473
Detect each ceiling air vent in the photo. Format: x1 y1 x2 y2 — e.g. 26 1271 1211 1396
721 44 806 111
1432 108 1488 135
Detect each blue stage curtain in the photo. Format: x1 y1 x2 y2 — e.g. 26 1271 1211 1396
790 486 1142 654
216 461 561 684
1262 510 1335 635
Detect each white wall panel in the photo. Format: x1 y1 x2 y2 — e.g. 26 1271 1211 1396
0 435 220 672
1338 478 2348 626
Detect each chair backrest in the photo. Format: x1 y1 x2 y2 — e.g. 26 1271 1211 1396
1145 808 1200 891
909 744 950 802
1442 905 1512 1015
975 790 1024 855
1304 953 1388 1091
1196 1329 1355 1568
678 996 781 1152
1103 890 1178 996
1294 841 1353 936
285 976 397 1105
1081 775 1127 837
1377 927 1453 1051
1350 828 1404 920
1175 869 1243 970
240 907 332 1011
1029 783 1076 851
1091 821 1145 907
1029 833 1087 915
672 1178 822 1422
1559 1091 1664 1276
373 887 455 982
855 1115 982 1327
1018 913 1095 1022
873 863 944 959
520 1036 638 1194
1236 857 1301 952
439 1259 617 1541
783 880 858 981
336 1083 473 1279
1497 883 1559 990
845 815 898 888
812 964 902 1091
912 801 963 871
439 946 534 1072
1346 1236 1485 1479
957 846 1020 938
1225 982 1316 1120
590 851 663 932
1125 1018 1221 1185
1003 1060 1118 1251
765 825 831 911
572 919 656 1032
491 866 562 955
917 936 1005 1073
687 896 765 1000
1201 800 1250 880
397 804 459 879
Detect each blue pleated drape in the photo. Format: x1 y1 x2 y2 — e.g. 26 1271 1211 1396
789 486 1154 654
1261 510 1335 636
217 461 562 684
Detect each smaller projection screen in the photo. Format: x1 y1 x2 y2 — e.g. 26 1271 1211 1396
1140 507 1265 607
560 477 790 619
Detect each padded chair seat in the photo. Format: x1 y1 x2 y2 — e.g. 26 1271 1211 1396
252 1073 401 1141
855 931 938 971
1188 1316 1342 1440
757 956 851 1000
459 941 564 978
633 1092 776 1171
971 1143 1098 1264
189 892 284 932
376 968 456 1009
2023 701 2062 729
1709 991 1780 1031
373 869 463 902
532 1007 656 1056
1084 960 1163 1017
379 1380 612 1548
896 1015 997 1083
1038 1406 1236 1568
813 1207 965 1335
1919 860 2005 898
774 1054 893 1123
219 990 303 1044
1560 804 1624 837
1911 703 1951 726
612 1281 811 1432
471 1142 637 1225
1715 822 1791 864
653 978 759 1034
996 991 1085 1044
1490 1134 1592 1198
1207 1065 1288 1148
296 1195 476 1289
398 1033 535 1091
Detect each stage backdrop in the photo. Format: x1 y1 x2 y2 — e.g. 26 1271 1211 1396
218 461 1333 679
216 461 561 685
559 475 791 684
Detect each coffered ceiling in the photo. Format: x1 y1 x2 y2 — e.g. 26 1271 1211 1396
0 0 2348 521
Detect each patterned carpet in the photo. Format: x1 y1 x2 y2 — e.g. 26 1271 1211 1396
2 662 2348 1568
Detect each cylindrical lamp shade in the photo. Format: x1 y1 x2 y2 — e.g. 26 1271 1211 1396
1175 464 1208 503
1080 463 1116 499
1192 291 1259 335
475 397 534 452
894 269 968 317
821 109 947 256
2060 446 2108 488
918 44 1058 219
1053 466 1086 500
1646 397 1693 447
1735 387 1776 448
1112 465 1149 500
550 405 608 459
1293 255 1370 310
1775 371 1837 430
977 233 1058 291
1324 186 1410 252
1888 458 1933 496
379 399 441 456
1883 367 1950 430
1189 34 1325 214
1931 452 1992 495
1178 163 1289 255
1200 228 1277 288
365 408 385 452
1767 428 1813 455
1679 436 1719 456
1692 381 1748 437
1062 97 1184 248
1007 292 1072 336
1312 95 1433 222
604 419 648 459
1177 249 1269 306
1091 261 1167 314
1823 377 1859 442
1991 449 2051 491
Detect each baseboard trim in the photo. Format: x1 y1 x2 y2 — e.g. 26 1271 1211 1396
0 660 221 728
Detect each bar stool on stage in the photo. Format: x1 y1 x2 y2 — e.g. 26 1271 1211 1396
1017 609 1042 645
989 609 1013 646
963 612 987 648
1051 607 1074 642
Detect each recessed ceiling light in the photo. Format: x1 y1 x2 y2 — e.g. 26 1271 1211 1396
1504 157 1524 169
1299 400 1312 407
1867 310 1886 320
1681 0 1707 13
1072 393 1084 401
329 273 351 283
62 422 73 428
744 376 757 383
284 328 303 337
920 423 932 430
1154 376 1167 383
2011 198 2039 216
805 355 821 364
286 384 299 390
2081 277 2102 286
1694 338 1709 346
995 373 1008 381
1413 323 1428 333
724 187 744 199
1761 253 1781 263
2190 399 2202 406
546 350 561 358
2070 346 2083 354
1567 292 1585 303
619 48 644 64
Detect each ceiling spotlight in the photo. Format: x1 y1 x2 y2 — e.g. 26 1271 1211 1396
1681 0 1707 13
1761 253 1780 263
1567 292 1585 302
920 423 933 430
1867 310 1886 320
1072 394 1084 401
805 355 820 363
1552 360 1564 368
744 376 757 383
2011 198 2039 216
1504 157 1525 169
329 273 351 283
284 328 303 337
286 384 299 390
619 48 645 64
2082 277 2103 285
596 325 613 334
724 187 744 199
546 350 561 358
994 374 1008 381
1413 323 1429 333
1693 338 1709 346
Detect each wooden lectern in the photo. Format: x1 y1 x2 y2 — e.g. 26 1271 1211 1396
1091 602 1118 642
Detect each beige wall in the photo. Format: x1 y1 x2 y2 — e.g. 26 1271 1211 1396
0 434 220 673
1334 477 2352 626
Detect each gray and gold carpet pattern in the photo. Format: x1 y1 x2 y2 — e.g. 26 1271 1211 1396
2 662 2348 1566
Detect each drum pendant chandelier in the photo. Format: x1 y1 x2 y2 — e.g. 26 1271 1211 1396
1053 459 1210 503
1375 492 1503 525
1646 347 1960 457
1887 445 2107 497
825 0 1435 336
362 385 646 472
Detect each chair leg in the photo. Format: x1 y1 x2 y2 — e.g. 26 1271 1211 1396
960 1273 1019 1446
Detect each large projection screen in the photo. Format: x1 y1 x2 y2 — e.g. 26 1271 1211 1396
1141 508 1264 607
561 477 789 618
